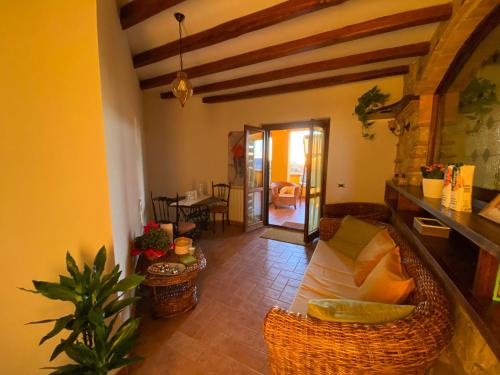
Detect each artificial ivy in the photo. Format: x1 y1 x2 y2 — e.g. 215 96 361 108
459 76 498 134
354 86 389 139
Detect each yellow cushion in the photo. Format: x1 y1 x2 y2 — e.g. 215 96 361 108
354 229 396 286
327 215 383 259
358 248 415 304
307 298 415 324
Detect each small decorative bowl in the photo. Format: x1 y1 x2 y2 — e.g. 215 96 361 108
147 262 186 276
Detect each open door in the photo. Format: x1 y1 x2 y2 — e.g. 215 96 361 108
304 124 327 243
244 125 266 231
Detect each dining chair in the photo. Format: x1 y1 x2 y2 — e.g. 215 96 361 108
150 192 196 237
172 194 197 237
151 192 175 224
210 182 231 233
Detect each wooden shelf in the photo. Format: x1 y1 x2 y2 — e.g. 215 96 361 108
366 95 419 120
385 181 500 359
386 181 500 258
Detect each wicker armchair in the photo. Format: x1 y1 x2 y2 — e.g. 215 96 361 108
264 218 453 375
323 202 391 222
271 181 301 209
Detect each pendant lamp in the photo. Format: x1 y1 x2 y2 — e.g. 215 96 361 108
171 12 193 107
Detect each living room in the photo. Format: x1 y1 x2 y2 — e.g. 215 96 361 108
1 1 499 374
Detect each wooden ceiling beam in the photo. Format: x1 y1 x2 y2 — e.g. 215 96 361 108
140 3 451 89
161 42 429 98
201 65 409 103
120 0 186 29
133 0 349 67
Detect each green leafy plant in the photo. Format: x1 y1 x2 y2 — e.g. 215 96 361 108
354 86 390 139
459 76 498 134
22 247 145 374
421 163 446 179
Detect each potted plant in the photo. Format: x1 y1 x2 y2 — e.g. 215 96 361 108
22 247 145 374
354 86 389 139
131 222 170 261
420 163 446 198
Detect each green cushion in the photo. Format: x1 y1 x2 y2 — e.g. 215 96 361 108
307 299 415 324
327 215 383 259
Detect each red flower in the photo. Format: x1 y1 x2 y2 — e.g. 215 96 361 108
144 221 159 234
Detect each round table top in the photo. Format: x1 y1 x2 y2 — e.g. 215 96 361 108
138 246 206 287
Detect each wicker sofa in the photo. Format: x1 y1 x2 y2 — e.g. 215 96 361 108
264 218 453 375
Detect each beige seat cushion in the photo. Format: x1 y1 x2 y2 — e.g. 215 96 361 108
290 240 358 314
354 229 396 286
178 221 196 234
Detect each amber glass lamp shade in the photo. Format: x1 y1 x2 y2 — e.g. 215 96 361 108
171 71 193 107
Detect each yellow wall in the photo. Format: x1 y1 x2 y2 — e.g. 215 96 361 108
270 130 289 183
0 1 113 372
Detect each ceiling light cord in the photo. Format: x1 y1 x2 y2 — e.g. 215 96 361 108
178 19 183 72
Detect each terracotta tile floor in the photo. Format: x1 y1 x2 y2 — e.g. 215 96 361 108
268 198 305 228
129 225 315 375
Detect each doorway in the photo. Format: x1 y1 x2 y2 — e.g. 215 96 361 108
243 119 329 243
267 128 308 231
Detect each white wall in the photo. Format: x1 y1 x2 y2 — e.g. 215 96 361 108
143 76 401 221
97 0 146 276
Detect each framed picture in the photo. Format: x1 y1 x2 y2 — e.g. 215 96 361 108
228 131 244 187
479 193 500 225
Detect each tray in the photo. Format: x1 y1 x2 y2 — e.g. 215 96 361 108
147 262 186 276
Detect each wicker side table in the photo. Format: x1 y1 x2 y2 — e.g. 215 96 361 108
139 247 206 318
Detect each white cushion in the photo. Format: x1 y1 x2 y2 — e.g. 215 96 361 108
279 186 295 195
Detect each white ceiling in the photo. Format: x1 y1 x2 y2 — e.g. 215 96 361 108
122 0 451 97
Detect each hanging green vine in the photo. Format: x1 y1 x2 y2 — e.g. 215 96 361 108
354 86 390 140
459 76 498 134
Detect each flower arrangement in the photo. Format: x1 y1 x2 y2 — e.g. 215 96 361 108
131 222 170 260
420 163 446 180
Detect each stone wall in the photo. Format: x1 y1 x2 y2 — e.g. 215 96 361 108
395 0 498 185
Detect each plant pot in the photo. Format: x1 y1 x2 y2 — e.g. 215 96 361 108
422 178 443 199
145 253 161 262
144 249 167 262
